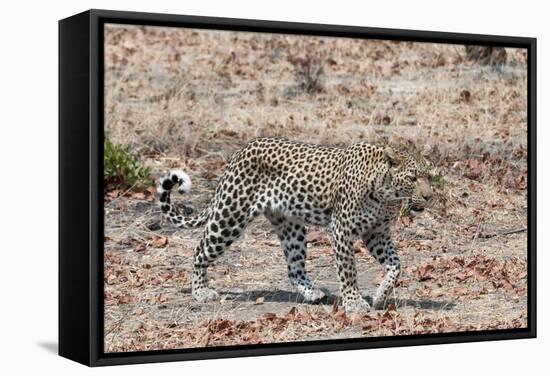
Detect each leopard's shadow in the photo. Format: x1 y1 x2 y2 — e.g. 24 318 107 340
181 288 336 305
383 297 457 311
182 288 457 311
220 288 339 305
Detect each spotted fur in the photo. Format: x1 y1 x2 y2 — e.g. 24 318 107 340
157 138 433 313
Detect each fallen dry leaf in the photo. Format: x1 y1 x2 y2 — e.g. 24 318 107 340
134 243 147 253
307 231 330 245
255 297 265 305
414 264 435 281
106 189 121 199
131 192 147 200
261 312 277 321
151 235 169 248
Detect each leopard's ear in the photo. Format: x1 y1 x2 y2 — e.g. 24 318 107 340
384 147 401 167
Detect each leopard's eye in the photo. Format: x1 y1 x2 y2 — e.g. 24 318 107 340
409 175 417 182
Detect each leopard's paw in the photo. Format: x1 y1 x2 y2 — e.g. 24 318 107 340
193 287 219 303
343 297 371 314
303 288 326 303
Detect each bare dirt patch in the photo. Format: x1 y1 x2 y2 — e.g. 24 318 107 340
103 25 528 353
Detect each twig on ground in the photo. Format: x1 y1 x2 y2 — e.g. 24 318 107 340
480 228 527 239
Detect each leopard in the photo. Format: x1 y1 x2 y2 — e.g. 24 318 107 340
157 137 433 313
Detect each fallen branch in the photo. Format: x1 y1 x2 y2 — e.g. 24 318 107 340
480 228 527 239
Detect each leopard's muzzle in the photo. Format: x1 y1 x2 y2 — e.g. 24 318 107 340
408 177 433 215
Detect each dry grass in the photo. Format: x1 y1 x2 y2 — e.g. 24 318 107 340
103 24 528 353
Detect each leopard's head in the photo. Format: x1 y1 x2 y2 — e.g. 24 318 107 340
384 145 433 215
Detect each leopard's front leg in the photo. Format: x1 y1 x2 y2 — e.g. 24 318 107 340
362 231 401 309
330 219 371 314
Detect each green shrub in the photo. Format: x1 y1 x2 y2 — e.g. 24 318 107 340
431 174 447 189
104 137 153 190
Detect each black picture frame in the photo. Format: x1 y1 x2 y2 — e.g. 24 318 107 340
59 9 537 367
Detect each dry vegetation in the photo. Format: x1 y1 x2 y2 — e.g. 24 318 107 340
103 24 528 353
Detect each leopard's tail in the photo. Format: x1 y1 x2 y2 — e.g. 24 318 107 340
157 170 209 229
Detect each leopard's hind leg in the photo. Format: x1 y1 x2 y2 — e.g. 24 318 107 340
265 211 325 303
192 198 259 303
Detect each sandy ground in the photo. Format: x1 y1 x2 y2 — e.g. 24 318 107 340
103 24 528 352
